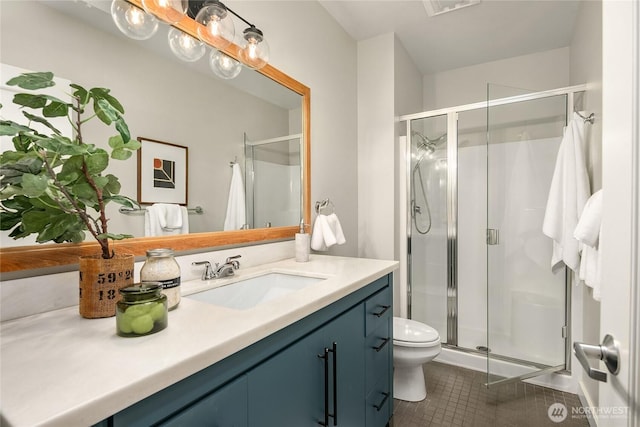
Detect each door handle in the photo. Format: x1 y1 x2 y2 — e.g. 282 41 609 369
486 229 499 245
573 334 620 382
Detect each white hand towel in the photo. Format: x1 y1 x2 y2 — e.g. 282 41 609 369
311 215 329 251
311 213 346 251
157 203 183 230
145 204 189 236
326 213 346 246
542 112 591 272
224 163 246 231
574 190 603 301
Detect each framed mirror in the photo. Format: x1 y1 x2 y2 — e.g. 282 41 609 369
0 0 310 273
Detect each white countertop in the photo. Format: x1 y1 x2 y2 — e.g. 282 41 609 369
0 255 398 427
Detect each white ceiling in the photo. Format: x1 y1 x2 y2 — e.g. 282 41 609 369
319 0 582 74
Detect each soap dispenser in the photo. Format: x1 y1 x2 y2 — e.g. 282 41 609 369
295 220 310 262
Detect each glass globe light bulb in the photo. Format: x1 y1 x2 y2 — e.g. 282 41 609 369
168 28 205 62
239 26 269 70
209 50 242 80
111 0 158 40
141 0 187 24
195 1 235 50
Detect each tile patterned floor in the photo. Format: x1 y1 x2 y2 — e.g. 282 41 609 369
391 362 590 427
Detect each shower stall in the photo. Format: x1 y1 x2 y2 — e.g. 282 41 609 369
400 84 588 386
244 133 303 229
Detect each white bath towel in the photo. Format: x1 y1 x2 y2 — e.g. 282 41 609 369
223 163 246 231
145 204 189 236
311 213 346 251
574 189 602 248
574 190 603 301
542 112 590 273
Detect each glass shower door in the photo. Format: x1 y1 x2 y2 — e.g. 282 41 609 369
486 84 568 385
408 114 450 343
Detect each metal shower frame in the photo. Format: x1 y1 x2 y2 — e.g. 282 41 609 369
400 84 589 383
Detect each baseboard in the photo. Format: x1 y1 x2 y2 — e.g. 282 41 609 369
577 381 599 427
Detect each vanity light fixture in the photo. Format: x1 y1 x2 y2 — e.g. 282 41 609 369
111 0 159 40
168 27 206 61
239 25 269 70
209 50 242 79
141 0 187 24
194 0 235 50
110 0 270 76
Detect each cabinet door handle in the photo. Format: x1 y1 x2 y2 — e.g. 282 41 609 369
318 348 330 426
373 392 389 412
331 342 337 426
372 337 390 352
318 343 338 426
372 304 390 317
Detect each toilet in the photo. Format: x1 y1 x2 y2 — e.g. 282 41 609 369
393 317 441 402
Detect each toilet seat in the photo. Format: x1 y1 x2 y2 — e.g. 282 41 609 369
393 317 440 347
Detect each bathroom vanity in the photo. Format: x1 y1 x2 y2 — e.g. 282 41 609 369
0 256 397 426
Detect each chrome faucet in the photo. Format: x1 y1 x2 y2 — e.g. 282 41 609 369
192 261 216 280
192 255 241 280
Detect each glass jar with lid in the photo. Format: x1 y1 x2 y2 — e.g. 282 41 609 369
140 248 181 310
116 283 168 337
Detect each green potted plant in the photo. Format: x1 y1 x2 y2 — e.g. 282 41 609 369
0 71 141 318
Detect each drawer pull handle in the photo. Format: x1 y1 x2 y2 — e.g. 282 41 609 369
373 392 389 412
372 337 390 352
372 305 390 317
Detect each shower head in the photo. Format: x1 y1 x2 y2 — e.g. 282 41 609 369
411 131 446 154
419 142 435 154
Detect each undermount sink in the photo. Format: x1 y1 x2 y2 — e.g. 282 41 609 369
186 272 326 310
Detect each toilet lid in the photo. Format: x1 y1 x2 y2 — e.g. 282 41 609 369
393 317 440 343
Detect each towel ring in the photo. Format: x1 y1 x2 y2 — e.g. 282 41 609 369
315 199 335 215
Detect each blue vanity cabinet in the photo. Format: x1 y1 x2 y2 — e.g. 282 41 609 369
247 303 365 426
99 274 392 427
158 375 248 427
364 286 393 427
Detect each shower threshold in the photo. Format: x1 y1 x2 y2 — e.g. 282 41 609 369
436 346 573 392
442 343 559 370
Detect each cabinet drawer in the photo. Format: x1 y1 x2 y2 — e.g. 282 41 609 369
365 286 392 336
366 375 391 427
159 376 248 427
365 318 391 392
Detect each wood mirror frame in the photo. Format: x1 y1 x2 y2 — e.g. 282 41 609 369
0 1 311 273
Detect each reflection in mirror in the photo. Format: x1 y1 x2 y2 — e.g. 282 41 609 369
0 0 310 272
245 133 303 229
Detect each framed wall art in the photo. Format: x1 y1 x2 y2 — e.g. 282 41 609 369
137 137 188 205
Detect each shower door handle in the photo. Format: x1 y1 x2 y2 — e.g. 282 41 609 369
486 229 499 245
573 334 620 382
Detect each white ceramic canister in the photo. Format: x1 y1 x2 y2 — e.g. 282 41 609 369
140 248 181 310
